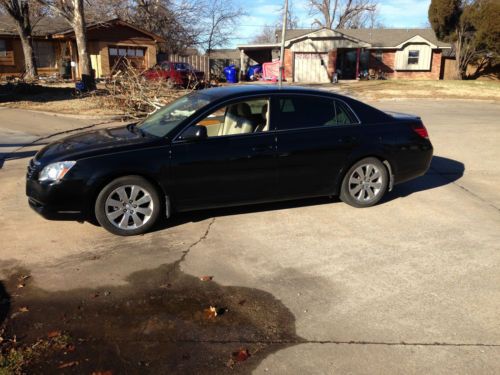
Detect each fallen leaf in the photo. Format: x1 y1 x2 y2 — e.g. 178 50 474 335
65 344 76 353
18 275 30 282
232 348 250 362
203 306 217 319
199 275 213 281
47 330 61 338
58 361 79 369
17 283 25 289
18 306 29 313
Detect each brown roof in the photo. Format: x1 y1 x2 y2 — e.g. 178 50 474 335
0 15 69 36
277 27 450 48
0 16 164 41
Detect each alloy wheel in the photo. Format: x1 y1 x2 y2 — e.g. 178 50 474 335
104 185 154 230
347 163 384 202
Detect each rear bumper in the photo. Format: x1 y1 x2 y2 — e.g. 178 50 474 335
394 145 433 185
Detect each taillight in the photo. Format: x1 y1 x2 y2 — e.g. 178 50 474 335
413 124 429 139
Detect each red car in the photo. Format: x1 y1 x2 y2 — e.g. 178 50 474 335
143 61 205 88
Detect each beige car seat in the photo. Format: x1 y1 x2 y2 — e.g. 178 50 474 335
255 103 269 132
219 103 255 136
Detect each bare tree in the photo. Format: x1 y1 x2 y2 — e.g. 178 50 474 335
251 24 276 44
37 0 92 79
200 0 245 81
277 0 299 29
308 0 378 29
0 0 37 79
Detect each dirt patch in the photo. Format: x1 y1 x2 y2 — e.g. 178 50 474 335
0 82 124 117
0 263 302 374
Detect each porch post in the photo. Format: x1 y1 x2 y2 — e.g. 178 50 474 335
240 49 244 80
355 48 360 80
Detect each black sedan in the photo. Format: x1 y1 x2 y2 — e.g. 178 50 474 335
26 86 433 236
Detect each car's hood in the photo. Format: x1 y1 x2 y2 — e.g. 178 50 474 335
35 125 157 164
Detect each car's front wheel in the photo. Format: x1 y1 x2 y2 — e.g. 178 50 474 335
340 157 388 208
95 176 161 236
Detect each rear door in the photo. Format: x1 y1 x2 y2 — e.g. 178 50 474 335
274 94 361 198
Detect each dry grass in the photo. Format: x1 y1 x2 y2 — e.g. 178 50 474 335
339 80 500 101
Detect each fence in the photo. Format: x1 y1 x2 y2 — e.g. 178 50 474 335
166 54 240 79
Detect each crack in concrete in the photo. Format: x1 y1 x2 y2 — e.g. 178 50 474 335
88 338 500 348
179 217 216 264
165 217 216 281
430 166 500 212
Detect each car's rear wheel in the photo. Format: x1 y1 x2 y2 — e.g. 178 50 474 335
95 176 161 236
340 157 388 208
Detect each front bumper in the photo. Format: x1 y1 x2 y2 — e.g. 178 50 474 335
26 177 89 221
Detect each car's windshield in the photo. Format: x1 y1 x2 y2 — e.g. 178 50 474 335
138 93 211 137
174 62 191 70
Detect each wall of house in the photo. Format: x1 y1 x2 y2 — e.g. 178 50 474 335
0 38 24 77
290 37 364 53
395 43 433 70
284 49 293 80
370 49 442 80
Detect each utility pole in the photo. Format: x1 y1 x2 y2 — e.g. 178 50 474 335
278 0 288 88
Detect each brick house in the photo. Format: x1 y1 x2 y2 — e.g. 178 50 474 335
0 16 163 79
238 28 452 82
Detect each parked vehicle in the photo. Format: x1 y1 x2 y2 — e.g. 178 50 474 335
26 86 433 236
143 61 205 88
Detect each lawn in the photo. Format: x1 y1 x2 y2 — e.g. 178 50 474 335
0 79 498 118
337 79 500 101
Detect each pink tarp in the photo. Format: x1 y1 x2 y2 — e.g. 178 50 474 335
262 61 285 81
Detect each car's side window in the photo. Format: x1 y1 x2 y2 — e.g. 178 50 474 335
278 96 357 130
195 98 270 138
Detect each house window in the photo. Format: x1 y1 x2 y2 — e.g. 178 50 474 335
34 41 56 68
374 49 383 62
109 48 118 56
408 50 419 65
0 40 6 57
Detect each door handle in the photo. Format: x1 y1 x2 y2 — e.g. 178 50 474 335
252 145 274 153
338 136 357 143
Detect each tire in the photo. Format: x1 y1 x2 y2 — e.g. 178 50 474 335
340 157 388 208
95 176 161 236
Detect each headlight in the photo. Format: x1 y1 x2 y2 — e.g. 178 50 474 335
38 161 76 182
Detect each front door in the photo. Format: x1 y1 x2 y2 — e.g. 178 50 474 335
274 94 361 198
170 97 276 210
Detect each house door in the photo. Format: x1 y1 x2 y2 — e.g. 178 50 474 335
294 53 330 83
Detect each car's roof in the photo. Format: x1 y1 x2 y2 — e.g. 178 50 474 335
198 85 331 99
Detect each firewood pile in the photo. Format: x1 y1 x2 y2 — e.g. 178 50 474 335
103 59 191 118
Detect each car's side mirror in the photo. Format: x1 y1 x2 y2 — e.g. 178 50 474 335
180 125 207 141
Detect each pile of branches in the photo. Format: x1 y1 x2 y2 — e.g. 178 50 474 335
103 59 192 118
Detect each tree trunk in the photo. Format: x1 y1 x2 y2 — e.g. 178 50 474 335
72 0 91 78
14 22 37 80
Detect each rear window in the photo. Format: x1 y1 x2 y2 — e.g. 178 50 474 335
278 96 358 130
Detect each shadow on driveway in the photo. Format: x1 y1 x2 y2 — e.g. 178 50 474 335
151 155 464 232
1 264 303 374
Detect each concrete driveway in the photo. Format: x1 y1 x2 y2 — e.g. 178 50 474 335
0 100 499 374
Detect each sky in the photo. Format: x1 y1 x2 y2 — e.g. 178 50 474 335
230 0 431 47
